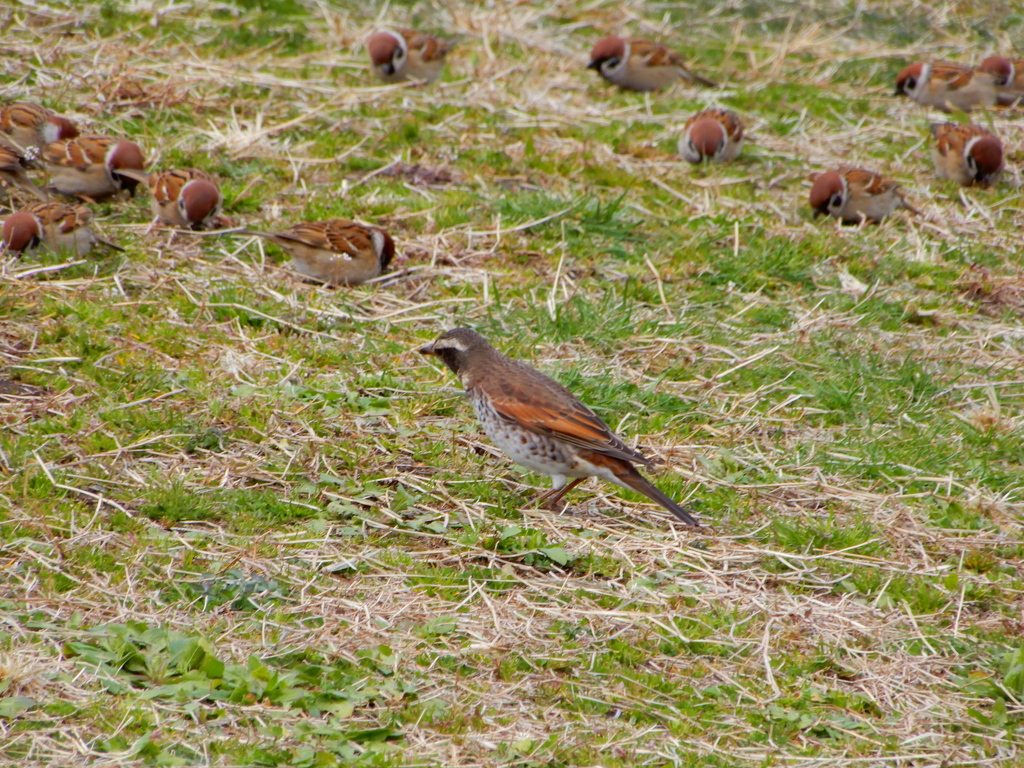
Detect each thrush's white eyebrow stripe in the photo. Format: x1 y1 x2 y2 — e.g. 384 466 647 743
433 338 469 352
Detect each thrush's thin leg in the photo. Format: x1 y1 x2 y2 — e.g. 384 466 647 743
533 478 584 510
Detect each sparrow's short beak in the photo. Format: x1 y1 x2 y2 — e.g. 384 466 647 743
586 60 600 71
419 343 436 356
812 208 825 218
893 86 903 96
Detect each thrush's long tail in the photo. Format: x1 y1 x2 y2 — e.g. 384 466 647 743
617 466 700 527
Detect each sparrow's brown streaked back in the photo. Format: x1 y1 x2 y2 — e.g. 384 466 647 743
894 61 999 112
421 328 699 527
809 166 914 225
42 134 146 200
0 102 78 153
238 219 394 286
930 122 1004 188
679 107 744 164
2 201 121 256
367 29 452 84
117 167 223 230
587 35 717 92
978 55 1024 105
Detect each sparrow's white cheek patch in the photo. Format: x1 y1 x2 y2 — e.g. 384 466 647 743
602 57 625 77
910 63 931 98
370 228 386 258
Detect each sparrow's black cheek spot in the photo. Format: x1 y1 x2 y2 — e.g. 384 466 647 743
115 173 142 196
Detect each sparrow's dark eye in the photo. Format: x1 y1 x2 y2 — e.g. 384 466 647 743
606 56 620 69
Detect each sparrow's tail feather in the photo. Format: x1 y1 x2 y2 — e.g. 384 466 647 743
686 70 719 88
899 193 924 217
95 236 124 252
235 229 280 241
616 466 700 527
8 173 50 202
112 168 150 185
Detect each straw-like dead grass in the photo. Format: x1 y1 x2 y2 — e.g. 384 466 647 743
2 0 1023 766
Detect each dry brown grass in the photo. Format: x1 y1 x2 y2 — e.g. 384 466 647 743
2 0 1024 766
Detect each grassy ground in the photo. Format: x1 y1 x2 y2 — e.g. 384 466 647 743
2 0 1024 765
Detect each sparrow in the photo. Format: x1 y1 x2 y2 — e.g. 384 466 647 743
930 122 1004 188
679 108 744 163
0 145 49 202
117 168 223 230
809 167 914 224
977 56 1024 106
587 35 717 92
893 61 999 112
366 29 453 84
238 219 394 285
420 328 699 527
0 102 78 153
2 202 122 256
42 134 146 200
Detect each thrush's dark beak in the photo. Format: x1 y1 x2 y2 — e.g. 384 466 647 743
419 343 436 356
586 59 601 71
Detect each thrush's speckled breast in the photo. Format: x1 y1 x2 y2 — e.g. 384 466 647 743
420 327 699 527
